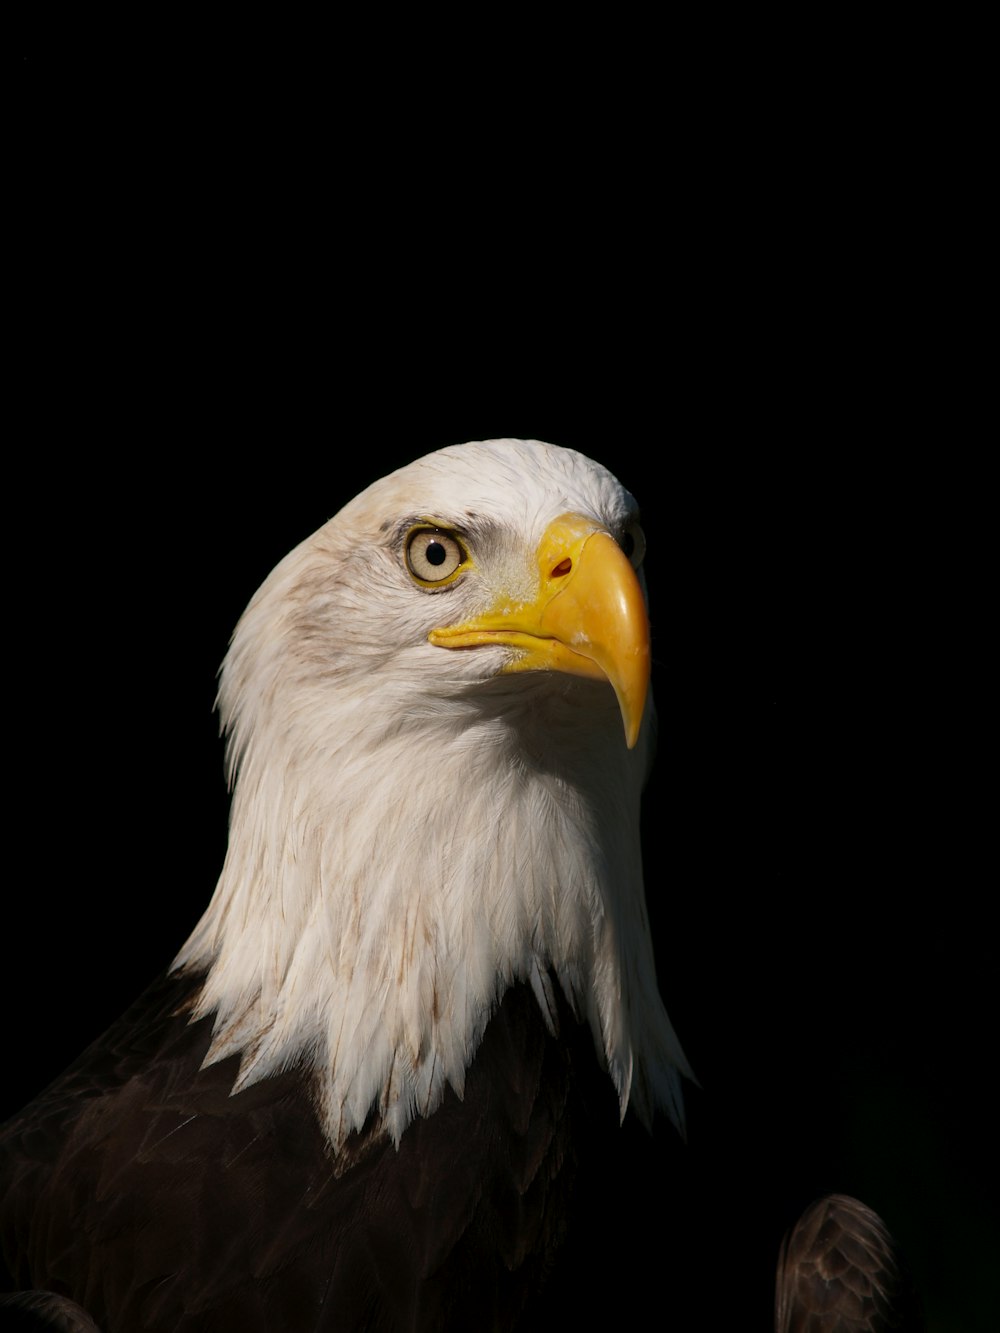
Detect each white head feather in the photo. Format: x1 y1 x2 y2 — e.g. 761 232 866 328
174 438 691 1150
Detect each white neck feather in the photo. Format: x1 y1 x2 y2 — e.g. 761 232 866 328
174 467 691 1153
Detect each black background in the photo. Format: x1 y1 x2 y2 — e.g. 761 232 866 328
9 29 993 1331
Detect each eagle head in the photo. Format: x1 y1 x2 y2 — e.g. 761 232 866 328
174 439 691 1149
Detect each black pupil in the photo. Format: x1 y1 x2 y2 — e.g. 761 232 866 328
425 540 447 567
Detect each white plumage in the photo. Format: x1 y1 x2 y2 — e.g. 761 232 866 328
175 438 691 1150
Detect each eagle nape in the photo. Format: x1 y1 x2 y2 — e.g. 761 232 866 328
1 440 922 1331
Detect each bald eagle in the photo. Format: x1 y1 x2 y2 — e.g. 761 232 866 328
1 439 691 1332
0 440 921 1332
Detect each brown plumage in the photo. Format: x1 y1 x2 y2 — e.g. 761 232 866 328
775 1194 924 1332
2 968 629 1331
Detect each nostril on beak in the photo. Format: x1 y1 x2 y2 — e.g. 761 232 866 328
551 558 572 578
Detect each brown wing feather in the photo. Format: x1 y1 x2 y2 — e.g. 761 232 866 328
775 1193 924 1332
1 969 620 1333
0 1288 103 1331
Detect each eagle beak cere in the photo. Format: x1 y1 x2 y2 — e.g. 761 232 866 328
428 514 650 748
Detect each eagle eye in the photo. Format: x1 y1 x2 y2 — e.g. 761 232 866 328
405 527 468 586
620 521 646 569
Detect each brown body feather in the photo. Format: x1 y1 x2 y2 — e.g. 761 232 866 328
775 1194 924 1332
1 969 632 1333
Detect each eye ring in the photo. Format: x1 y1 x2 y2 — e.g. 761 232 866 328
405 527 468 586
620 520 646 569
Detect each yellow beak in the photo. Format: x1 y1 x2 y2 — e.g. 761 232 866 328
428 513 650 748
